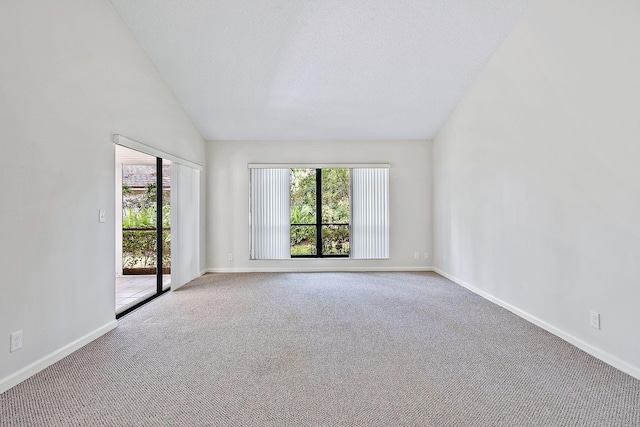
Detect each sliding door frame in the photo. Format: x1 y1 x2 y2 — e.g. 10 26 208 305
114 134 203 318
116 154 169 319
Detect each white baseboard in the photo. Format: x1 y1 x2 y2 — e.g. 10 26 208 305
0 320 118 394
434 268 640 381
203 266 435 273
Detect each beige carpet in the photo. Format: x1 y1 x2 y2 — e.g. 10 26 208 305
1 272 639 426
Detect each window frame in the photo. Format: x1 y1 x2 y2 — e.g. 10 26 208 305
290 168 350 259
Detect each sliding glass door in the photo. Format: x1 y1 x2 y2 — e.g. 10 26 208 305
115 145 171 317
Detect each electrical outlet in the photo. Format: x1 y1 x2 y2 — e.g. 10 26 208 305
424 252 429 259
228 253 233 261
10 330 23 352
414 252 420 260
590 311 600 330
98 209 106 223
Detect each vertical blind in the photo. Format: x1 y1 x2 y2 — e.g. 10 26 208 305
250 168 290 259
351 168 389 259
170 163 201 289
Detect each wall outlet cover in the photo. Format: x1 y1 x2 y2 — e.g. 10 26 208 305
10 330 23 352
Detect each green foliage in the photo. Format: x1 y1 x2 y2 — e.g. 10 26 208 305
322 168 350 223
290 205 314 224
122 183 171 268
123 207 153 228
122 230 171 268
290 244 316 256
290 169 317 248
322 225 349 255
122 205 171 229
290 169 316 222
290 225 316 255
123 183 170 210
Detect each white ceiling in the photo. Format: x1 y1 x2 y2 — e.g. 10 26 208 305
110 0 528 141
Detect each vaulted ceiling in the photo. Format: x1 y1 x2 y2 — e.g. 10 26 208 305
110 0 528 141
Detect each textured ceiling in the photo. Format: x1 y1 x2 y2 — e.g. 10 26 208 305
110 0 528 141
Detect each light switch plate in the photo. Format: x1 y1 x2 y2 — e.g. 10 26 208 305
590 311 600 330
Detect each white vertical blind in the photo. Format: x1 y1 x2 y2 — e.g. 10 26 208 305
250 168 290 259
351 168 389 259
171 163 201 290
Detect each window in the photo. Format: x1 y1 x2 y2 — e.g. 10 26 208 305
290 168 350 257
250 164 389 260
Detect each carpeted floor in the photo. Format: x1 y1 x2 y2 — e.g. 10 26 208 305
1 272 639 426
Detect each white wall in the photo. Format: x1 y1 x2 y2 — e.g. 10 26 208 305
434 0 640 378
206 140 432 272
0 0 205 390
